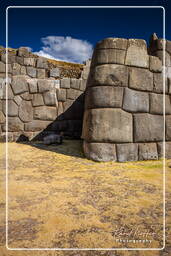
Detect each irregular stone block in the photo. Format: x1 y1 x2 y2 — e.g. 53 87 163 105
20 92 33 101
0 111 5 123
157 142 171 159
2 117 24 132
24 58 35 66
123 88 149 113
37 69 46 79
20 66 26 75
60 78 70 89
12 63 21 75
85 86 124 109
96 38 128 50
153 73 165 93
38 80 50 92
83 141 117 162
67 88 82 100
19 100 33 122
28 79 38 93
43 91 57 106
82 109 133 143
18 47 30 57
154 50 171 66
14 95 22 105
166 115 171 140
34 106 57 121
50 68 60 77
81 66 90 80
11 76 28 95
166 40 171 55
125 39 149 68
57 88 66 101
26 67 36 78
138 143 158 160
32 94 44 106
16 56 24 65
149 56 162 72
92 49 126 65
89 64 128 87
36 57 48 69
70 78 80 89
0 62 5 73
129 67 153 91
25 120 51 131
134 113 164 142
0 82 14 100
150 93 171 115
116 143 138 162
3 100 18 117
1 53 16 64
79 79 87 91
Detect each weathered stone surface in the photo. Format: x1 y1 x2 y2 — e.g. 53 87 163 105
19 100 33 122
96 38 128 50
166 115 171 140
153 73 165 93
0 111 5 123
166 40 171 55
32 94 44 106
12 63 21 75
92 49 126 65
83 141 117 162
0 82 14 100
1 53 16 64
18 47 30 57
63 99 74 112
149 56 162 72
80 79 87 91
38 80 50 92
88 64 128 87
150 93 171 115
14 95 22 105
28 79 37 93
85 86 124 109
129 67 153 91
26 67 36 78
81 66 90 80
50 68 60 77
24 58 35 66
3 100 18 117
36 57 48 69
157 142 171 159
82 109 133 143
133 114 163 142
16 56 24 65
70 78 80 89
60 78 70 89
154 50 171 66
57 88 66 101
20 92 33 101
0 62 5 73
37 69 46 79
34 106 57 121
125 39 149 68
123 88 149 112
67 88 82 100
57 102 63 118
25 120 51 131
43 91 57 106
20 66 26 75
2 117 24 132
11 76 28 95
116 143 138 162
138 143 158 160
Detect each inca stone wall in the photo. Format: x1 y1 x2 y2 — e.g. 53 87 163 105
82 36 171 162
0 47 90 141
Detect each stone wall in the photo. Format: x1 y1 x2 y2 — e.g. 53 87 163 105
82 36 171 162
0 48 90 141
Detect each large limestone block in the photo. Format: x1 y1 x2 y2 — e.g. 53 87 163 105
26 67 37 78
70 78 80 90
34 106 57 121
38 79 56 92
96 38 128 50
50 68 60 77
82 108 133 143
12 63 21 75
18 47 30 57
88 64 128 87
129 67 153 91
67 88 82 100
32 94 44 107
149 56 162 72
125 39 149 68
154 50 171 66
57 88 66 101
153 73 165 93
11 76 28 95
150 93 171 115
2 100 18 117
36 57 48 69
25 120 51 131
85 86 123 109
60 78 70 89
37 69 46 79
166 115 171 140
138 143 158 160
83 141 117 162
2 117 24 132
166 40 171 55
28 79 38 93
92 49 126 65
19 100 33 122
123 88 149 112
0 62 5 73
43 91 57 106
116 143 138 162
157 142 171 159
80 79 87 91
24 58 35 66
133 113 164 142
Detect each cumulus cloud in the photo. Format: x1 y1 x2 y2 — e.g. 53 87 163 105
34 36 93 63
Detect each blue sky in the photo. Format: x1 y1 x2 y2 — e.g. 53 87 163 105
0 0 171 63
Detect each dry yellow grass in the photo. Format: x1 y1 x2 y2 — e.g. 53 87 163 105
0 141 170 256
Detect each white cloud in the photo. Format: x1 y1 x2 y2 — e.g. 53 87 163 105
34 36 93 63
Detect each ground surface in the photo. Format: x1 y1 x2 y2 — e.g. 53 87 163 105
0 141 170 256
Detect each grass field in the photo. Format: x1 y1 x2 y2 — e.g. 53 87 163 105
0 141 170 256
